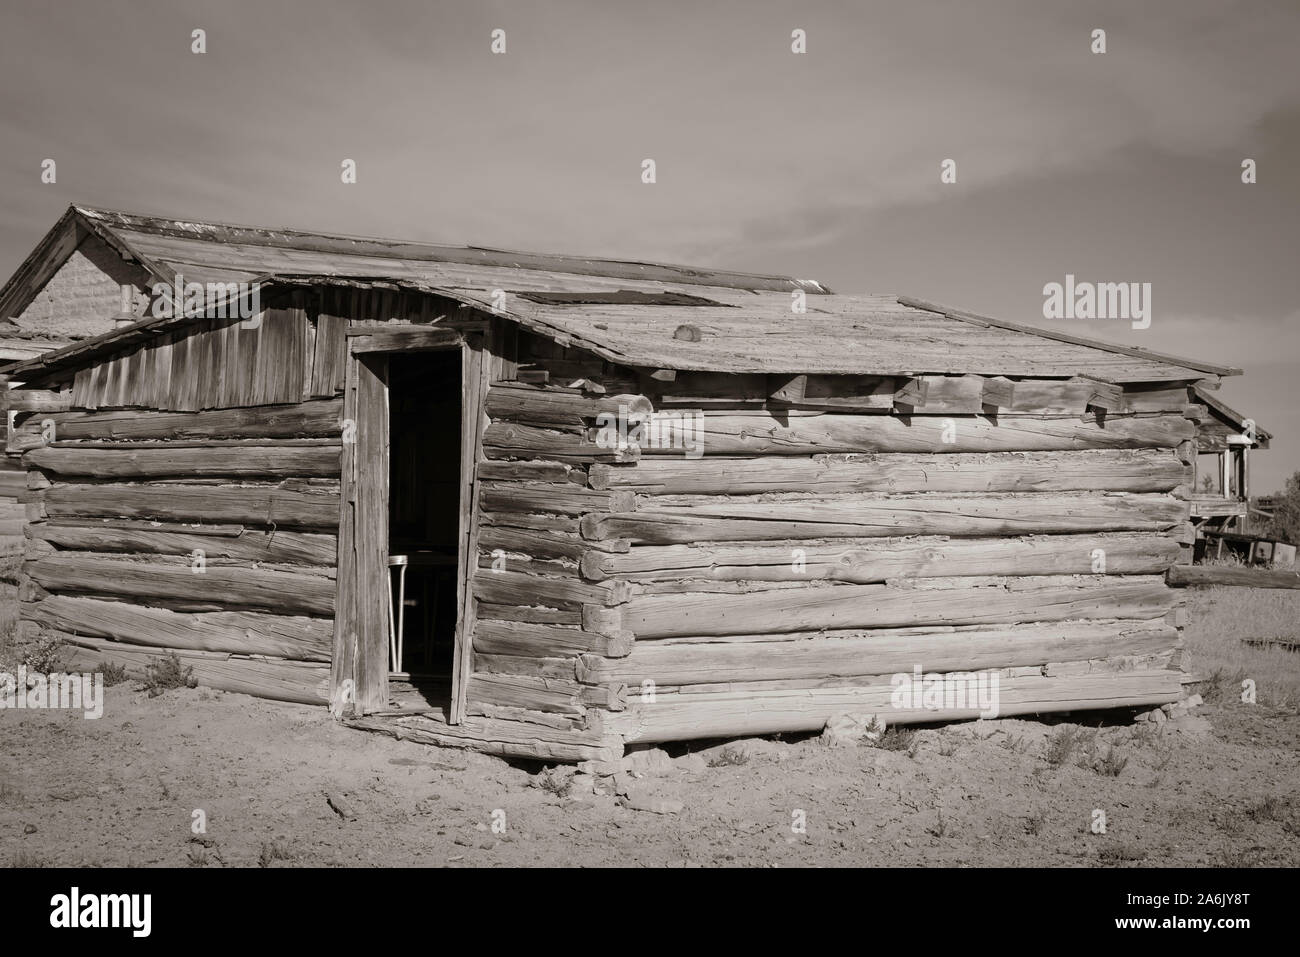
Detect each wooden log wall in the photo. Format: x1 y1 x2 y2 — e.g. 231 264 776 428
470 332 1196 753
11 327 345 705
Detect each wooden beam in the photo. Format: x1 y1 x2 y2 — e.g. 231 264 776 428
347 326 465 353
980 376 1015 411
1167 564 1300 589
892 377 928 411
452 336 491 724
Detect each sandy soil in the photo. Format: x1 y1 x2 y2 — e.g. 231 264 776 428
2 586 1298 868
1 679 1296 868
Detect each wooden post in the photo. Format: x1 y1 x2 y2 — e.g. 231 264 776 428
451 335 490 724
353 355 390 712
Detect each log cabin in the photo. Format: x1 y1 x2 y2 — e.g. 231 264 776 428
0 205 1251 766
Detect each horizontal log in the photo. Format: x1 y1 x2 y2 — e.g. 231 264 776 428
24 445 341 478
0 389 72 413
477 603 582 625
28 552 335 616
613 575 1177 638
41 482 340 530
11 398 342 446
465 672 622 716
474 654 579 680
477 460 586 484
608 669 1183 742
577 620 1177 686
1167 564 1300 589
582 493 1187 544
479 525 628 563
345 713 619 763
473 619 633 658
29 522 336 565
59 633 329 706
582 532 1181 582
619 412 1194 457
485 383 652 429
479 482 634 516
484 422 638 463
471 569 631 610
24 594 332 661
589 449 1188 495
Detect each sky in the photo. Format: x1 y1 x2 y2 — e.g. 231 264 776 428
1 0 1297 489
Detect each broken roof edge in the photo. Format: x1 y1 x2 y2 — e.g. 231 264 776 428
73 205 833 295
1192 384 1271 447
898 296 1242 379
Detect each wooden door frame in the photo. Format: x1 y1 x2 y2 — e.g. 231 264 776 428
330 329 487 724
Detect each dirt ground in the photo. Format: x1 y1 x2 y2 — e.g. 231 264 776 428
2 587 1298 868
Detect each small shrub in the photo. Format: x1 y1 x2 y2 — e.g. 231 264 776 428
878 727 915 752
937 736 958 757
707 746 749 768
21 636 64 674
1043 727 1079 766
535 767 572 798
1000 733 1029 754
1202 666 1248 705
97 662 130 687
186 846 209 867
1024 810 1047 836
143 653 197 697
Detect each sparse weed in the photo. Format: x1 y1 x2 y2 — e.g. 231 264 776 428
707 746 750 768
878 727 915 752
1095 746 1129 778
1044 727 1080 766
1098 841 1147 864
8 850 46 868
143 653 197 697
1246 795 1288 823
258 840 295 867
97 662 130 687
927 810 949 838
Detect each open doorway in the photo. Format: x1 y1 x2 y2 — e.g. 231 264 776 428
387 351 463 713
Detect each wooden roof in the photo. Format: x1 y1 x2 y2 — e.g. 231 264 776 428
0 205 1238 382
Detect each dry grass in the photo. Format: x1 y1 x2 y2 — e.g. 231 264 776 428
1183 586 1300 711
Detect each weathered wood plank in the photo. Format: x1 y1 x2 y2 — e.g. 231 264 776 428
589 449 1189 495
581 493 1187 543
28 552 335 615
612 575 1177 638
29 522 336 565
581 532 1181 582
579 619 1177 685
24 594 332 661
41 482 340 530
24 445 341 478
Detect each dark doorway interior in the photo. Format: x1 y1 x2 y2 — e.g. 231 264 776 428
387 351 462 710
